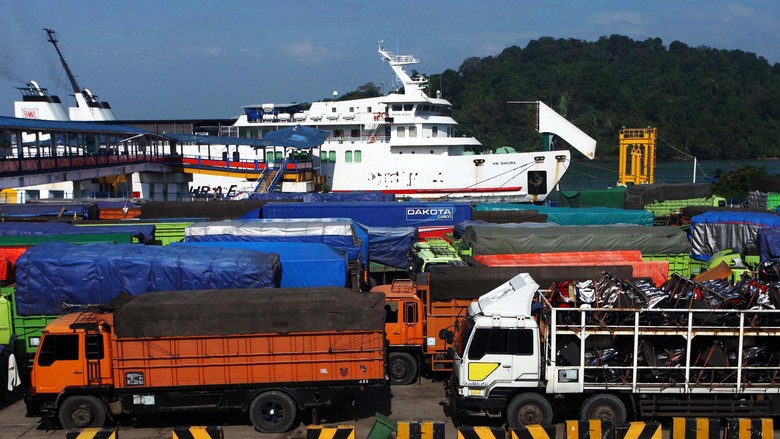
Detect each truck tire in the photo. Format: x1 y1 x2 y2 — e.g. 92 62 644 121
506 393 553 427
580 393 627 423
249 390 298 433
58 395 106 429
388 352 417 385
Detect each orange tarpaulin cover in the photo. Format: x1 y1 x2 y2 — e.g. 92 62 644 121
474 251 669 286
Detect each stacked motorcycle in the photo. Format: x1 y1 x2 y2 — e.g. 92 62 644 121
552 267 780 386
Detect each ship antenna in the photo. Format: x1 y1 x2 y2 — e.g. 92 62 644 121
44 28 81 96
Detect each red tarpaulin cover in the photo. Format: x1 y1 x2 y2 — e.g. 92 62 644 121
0 246 30 281
474 251 669 285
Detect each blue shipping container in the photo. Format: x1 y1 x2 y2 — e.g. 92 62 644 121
261 202 472 228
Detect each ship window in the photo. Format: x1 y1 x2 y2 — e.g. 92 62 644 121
392 104 402 111
349 107 354 112
262 129 271 137
397 127 406 138
250 129 258 138
49 190 65 199
351 129 360 138
345 150 353 163
332 107 337 113
404 104 413 111
333 129 344 137
354 150 362 163
233 151 240 162
329 151 337 162
409 126 417 138
432 126 438 138
266 151 274 162
275 151 283 161
367 106 372 113
37 334 79 367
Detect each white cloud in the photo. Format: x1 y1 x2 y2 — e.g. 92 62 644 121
283 42 340 64
590 11 648 27
725 3 755 17
202 46 226 57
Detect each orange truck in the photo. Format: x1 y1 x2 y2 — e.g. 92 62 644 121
378 265 637 385
25 288 386 433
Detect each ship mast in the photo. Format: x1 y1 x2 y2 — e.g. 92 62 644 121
44 28 81 97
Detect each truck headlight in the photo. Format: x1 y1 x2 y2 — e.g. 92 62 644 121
29 337 40 347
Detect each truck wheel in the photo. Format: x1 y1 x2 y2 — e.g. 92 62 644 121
388 352 417 385
580 393 627 423
506 393 553 427
249 390 297 433
58 395 106 429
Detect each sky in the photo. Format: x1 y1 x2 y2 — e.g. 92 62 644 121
1 1 779 121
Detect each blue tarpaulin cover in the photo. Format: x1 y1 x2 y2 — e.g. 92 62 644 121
247 191 394 202
0 221 156 244
15 242 281 315
0 203 95 220
262 201 472 227
690 211 780 257
757 227 780 263
361 225 417 268
474 204 653 226
172 241 347 287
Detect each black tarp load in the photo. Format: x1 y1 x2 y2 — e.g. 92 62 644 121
113 288 385 338
15 242 281 315
360 225 418 268
624 183 712 210
139 200 271 220
0 221 156 244
425 266 634 301
461 223 691 255
470 210 548 224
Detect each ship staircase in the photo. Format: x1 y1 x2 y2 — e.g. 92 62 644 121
252 159 287 193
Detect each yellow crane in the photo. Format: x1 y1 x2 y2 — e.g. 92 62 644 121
618 127 656 186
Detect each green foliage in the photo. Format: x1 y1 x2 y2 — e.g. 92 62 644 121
711 165 768 199
415 35 780 161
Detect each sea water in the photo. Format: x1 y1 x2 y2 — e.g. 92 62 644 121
561 159 780 191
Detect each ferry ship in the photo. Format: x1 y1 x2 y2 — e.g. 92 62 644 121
7 35 596 202
182 42 597 201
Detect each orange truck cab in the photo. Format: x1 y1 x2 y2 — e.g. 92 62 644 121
376 273 475 385
25 288 386 433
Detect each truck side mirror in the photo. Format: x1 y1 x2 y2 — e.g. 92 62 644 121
439 328 454 344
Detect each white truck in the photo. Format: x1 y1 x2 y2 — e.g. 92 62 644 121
447 273 780 427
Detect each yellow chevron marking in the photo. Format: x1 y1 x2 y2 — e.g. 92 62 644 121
468 362 500 381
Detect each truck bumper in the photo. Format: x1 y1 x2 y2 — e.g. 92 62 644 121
24 392 56 419
446 375 506 414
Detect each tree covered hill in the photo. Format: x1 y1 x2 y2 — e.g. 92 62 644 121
420 35 780 161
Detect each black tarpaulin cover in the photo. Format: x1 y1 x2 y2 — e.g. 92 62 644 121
425 265 633 301
624 183 712 210
113 288 386 338
462 224 691 255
